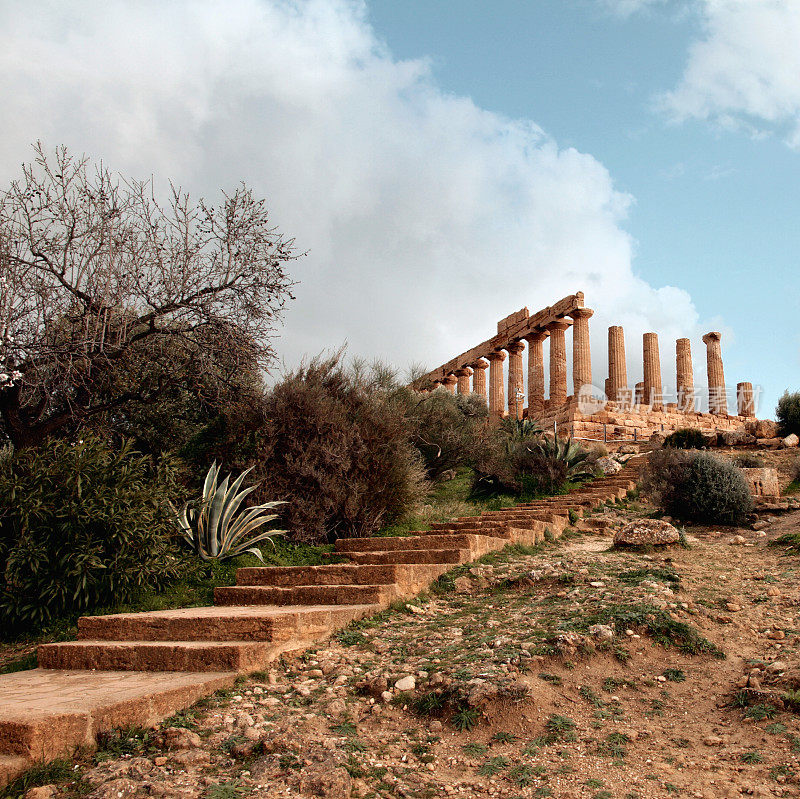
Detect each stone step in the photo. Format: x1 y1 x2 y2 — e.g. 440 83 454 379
38 640 282 673
343 549 470 565
77 604 378 642
335 533 505 554
0 669 236 768
0 755 29 788
215 583 398 607
236 564 402 587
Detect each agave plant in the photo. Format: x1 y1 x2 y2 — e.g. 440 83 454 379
529 435 594 481
175 462 286 562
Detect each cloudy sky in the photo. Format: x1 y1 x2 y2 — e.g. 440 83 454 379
1 0 798 415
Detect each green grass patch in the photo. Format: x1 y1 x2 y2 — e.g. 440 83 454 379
0 759 75 799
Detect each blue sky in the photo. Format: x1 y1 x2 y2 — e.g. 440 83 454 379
0 0 797 417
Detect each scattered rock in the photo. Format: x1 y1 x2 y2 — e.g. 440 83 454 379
24 787 57 799
453 576 472 593
298 762 352 799
766 661 787 675
782 433 799 448
595 456 622 475
588 624 614 642
163 726 203 750
394 675 416 692
614 519 681 547
725 602 742 612
729 535 747 545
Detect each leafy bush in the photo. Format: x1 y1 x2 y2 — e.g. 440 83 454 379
400 388 489 479
247 355 427 544
663 428 707 449
777 391 800 437
0 435 184 634
644 449 753 525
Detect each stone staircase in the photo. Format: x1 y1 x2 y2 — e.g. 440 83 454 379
0 462 641 787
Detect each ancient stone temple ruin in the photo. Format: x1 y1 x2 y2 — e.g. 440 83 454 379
411 291 760 442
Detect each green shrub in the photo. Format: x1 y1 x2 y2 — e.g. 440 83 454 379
400 388 489 479
644 449 753 525
0 435 185 634
663 428 707 449
247 356 427 544
777 391 800 437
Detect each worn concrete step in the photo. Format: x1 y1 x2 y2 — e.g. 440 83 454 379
38 640 282 673
215 583 397 607
343 549 470 565
0 669 236 768
77 604 378 642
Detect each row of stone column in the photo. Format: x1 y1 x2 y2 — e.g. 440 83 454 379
437 307 594 418
437 321 754 419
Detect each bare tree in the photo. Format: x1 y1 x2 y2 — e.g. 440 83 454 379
0 143 298 448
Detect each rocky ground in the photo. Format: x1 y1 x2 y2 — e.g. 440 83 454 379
10 449 800 799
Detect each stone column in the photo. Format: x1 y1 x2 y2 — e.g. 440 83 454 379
676 338 695 412
523 330 547 418
737 382 755 417
546 319 570 408
506 340 525 419
471 359 489 402
635 382 644 405
643 333 663 410
486 350 507 418
607 325 627 401
455 367 473 395
441 374 458 394
570 308 594 396
702 332 727 415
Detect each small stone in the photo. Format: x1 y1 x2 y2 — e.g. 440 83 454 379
395 675 416 691
614 519 681 547
766 661 787 674
782 433 799 448
588 624 614 642
725 602 742 612
453 576 472 593
429 720 443 732
703 736 723 746
381 690 393 703
766 629 786 640
24 787 56 799
730 535 747 545
153 757 167 767
163 726 202 750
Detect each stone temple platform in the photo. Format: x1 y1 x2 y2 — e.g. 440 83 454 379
411 290 762 441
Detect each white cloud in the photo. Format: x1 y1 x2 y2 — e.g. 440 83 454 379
659 0 800 149
0 0 704 387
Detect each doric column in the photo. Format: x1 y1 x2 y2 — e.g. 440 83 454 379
471 359 489 402
441 374 457 394
676 338 695 412
643 332 663 410
607 325 627 401
635 381 644 405
506 340 525 419
737 382 755 417
569 308 594 396
546 319 570 408
702 332 727 415
455 367 473 395
523 330 547 418
486 350 507 418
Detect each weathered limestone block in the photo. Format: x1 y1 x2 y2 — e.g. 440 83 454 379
546 319 570 408
782 433 799 448
507 340 525 419
703 332 727 415
741 468 780 499
523 330 547 417
455 367 473 395
486 350 507 418
643 332 663 410
607 325 627 401
746 419 779 438
614 519 681 547
471 359 489 401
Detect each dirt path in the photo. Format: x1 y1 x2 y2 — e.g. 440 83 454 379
30 497 796 799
